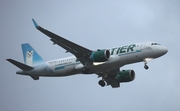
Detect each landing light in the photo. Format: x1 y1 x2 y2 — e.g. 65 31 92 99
93 62 105 66
144 58 153 62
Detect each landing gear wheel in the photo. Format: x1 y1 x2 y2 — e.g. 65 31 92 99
144 65 149 70
98 80 105 87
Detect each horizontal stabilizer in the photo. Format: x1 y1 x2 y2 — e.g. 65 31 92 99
6 59 33 70
30 75 39 80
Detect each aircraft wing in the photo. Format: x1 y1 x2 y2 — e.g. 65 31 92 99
32 19 92 65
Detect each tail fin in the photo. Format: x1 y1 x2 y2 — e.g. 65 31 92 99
22 43 44 66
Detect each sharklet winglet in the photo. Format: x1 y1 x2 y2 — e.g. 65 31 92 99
32 19 39 28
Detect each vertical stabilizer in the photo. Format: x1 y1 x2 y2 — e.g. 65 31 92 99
22 43 44 66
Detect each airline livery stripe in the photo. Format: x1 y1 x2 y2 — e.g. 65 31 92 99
55 63 79 70
118 50 141 56
55 66 65 70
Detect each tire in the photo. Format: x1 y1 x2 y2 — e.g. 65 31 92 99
144 65 149 70
98 80 105 87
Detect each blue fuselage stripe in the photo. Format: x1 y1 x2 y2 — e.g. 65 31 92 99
54 62 80 70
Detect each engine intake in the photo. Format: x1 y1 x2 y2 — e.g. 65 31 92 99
89 49 110 62
115 70 135 83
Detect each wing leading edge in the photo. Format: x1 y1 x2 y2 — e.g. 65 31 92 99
32 19 92 65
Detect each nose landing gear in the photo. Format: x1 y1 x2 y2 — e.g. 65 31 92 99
144 59 149 70
144 64 149 70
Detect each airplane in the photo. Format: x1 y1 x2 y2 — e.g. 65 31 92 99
6 19 168 88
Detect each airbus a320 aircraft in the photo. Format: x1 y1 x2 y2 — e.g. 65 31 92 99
7 19 168 88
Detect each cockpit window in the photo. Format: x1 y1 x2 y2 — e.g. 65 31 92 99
151 43 161 45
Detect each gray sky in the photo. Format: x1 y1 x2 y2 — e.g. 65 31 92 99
0 0 180 111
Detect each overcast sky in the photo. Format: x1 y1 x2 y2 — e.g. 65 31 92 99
0 0 180 111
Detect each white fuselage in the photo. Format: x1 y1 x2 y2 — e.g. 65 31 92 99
17 42 168 77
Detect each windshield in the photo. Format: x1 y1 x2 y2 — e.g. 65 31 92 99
151 43 161 45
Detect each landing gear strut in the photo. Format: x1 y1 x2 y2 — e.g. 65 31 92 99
144 59 149 70
98 80 105 87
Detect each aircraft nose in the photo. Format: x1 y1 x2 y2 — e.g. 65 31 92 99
161 47 168 55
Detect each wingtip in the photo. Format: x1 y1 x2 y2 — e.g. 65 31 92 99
32 18 39 28
6 58 11 61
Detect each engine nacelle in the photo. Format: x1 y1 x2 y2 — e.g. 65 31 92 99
115 70 135 83
89 49 110 62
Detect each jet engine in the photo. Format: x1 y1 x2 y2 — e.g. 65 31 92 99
115 70 135 83
89 49 110 62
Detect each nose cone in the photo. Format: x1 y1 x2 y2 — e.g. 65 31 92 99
152 46 168 58
161 47 168 55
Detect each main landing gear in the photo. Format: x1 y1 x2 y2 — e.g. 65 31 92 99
98 80 106 87
144 59 149 70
